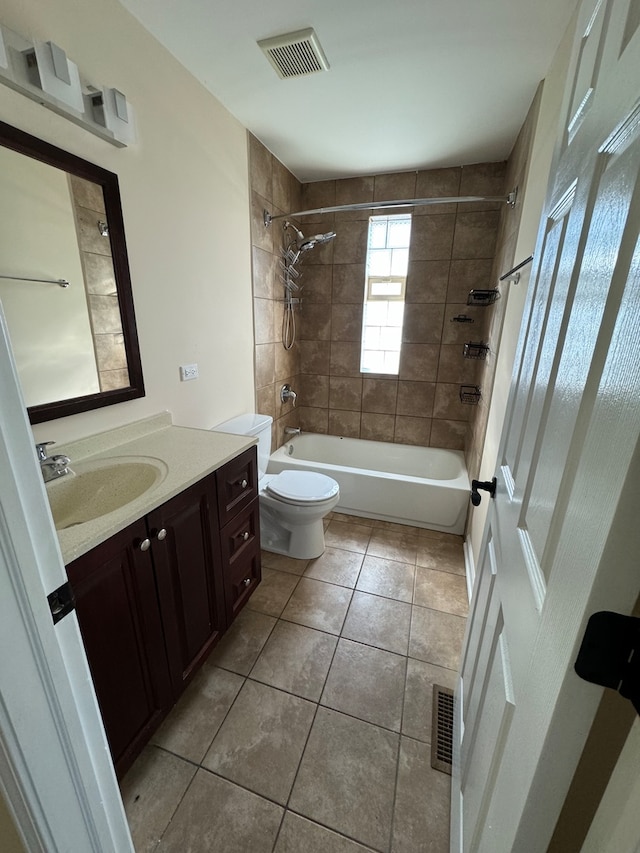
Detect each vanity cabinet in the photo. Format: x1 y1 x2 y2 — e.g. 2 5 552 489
66 446 260 778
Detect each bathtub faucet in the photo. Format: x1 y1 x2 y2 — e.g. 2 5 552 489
280 384 297 407
284 427 301 436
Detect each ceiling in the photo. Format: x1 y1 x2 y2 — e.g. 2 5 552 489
118 0 579 183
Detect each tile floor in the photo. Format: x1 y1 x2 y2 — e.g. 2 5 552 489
121 513 469 853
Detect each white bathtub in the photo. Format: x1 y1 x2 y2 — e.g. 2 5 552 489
268 433 470 535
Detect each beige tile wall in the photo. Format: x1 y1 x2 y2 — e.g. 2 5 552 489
248 132 509 454
249 135 302 450
293 163 506 451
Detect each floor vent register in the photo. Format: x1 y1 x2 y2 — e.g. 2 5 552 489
431 685 454 775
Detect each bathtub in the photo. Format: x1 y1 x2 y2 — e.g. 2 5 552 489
268 433 470 535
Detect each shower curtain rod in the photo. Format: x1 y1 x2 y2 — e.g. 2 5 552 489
264 189 517 226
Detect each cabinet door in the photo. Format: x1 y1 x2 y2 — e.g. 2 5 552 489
220 497 261 622
66 519 172 778
148 474 226 695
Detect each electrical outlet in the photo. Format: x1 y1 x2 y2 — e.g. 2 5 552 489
179 363 199 381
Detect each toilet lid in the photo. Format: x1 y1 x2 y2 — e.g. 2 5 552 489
266 470 339 503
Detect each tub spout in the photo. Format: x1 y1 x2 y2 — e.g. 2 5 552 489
284 427 301 435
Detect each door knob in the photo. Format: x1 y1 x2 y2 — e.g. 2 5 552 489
470 477 497 506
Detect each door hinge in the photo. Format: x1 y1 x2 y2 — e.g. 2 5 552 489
47 581 75 625
575 611 640 713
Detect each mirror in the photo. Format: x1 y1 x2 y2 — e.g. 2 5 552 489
0 119 144 424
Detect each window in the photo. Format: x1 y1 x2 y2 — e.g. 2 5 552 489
360 213 411 374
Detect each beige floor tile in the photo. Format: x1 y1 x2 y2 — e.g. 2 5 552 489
332 511 376 527
413 567 469 617
120 746 196 853
275 812 377 852
409 606 466 670
416 537 466 575
324 520 373 552
356 555 416 602
391 737 451 853
321 638 406 731
290 707 399 851
419 528 463 544
281 577 353 634
374 519 425 536
367 530 419 564
402 659 458 743
202 680 315 805
246 567 300 617
156 769 283 852
261 550 310 575
304 546 364 587
151 665 244 763
342 591 411 655
209 608 276 675
250 620 338 701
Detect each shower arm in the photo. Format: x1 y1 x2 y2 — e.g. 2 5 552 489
264 190 517 226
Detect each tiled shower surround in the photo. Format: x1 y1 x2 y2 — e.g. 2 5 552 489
249 133 507 455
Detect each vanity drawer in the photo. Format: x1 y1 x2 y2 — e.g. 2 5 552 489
224 544 261 621
221 497 261 621
216 446 258 527
220 497 260 563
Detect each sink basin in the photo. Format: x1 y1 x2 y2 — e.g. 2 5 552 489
47 456 168 530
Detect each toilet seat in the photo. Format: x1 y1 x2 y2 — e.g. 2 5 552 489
265 470 339 505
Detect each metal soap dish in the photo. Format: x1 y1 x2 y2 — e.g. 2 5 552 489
463 342 490 360
467 289 500 306
460 385 482 405
450 314 474 324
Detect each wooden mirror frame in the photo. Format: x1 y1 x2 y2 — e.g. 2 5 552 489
0 119 144 424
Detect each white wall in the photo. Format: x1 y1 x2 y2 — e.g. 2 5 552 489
0 0 255 444
467 7 579 563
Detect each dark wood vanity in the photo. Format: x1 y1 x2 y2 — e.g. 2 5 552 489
65 446 260 778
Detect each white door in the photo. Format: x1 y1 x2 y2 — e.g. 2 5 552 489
453 0 640 850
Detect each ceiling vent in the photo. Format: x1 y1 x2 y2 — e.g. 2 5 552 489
257 28 329 79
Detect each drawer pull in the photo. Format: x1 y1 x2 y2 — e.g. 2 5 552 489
240 531 250 542
139 538 151 552
239 478 248 489
243 577 251 587
156 528 167 541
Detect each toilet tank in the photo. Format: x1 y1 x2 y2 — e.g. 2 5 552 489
211 413 273 478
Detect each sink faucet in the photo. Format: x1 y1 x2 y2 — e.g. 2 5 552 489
36 441 71 483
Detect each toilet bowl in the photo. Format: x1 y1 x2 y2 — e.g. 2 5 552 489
212 414 339 559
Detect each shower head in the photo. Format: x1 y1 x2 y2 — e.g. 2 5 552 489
297 231 337 252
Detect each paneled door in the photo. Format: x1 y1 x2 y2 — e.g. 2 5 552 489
452 0 640 850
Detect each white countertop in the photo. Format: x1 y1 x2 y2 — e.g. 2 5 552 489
50 413 255 564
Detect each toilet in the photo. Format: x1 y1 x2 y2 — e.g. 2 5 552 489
212 414 340 559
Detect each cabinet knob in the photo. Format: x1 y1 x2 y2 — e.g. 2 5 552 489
156 528 167 541
241 531 250 542
139 538 151 552
243 577 251 587
239 478 248 489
